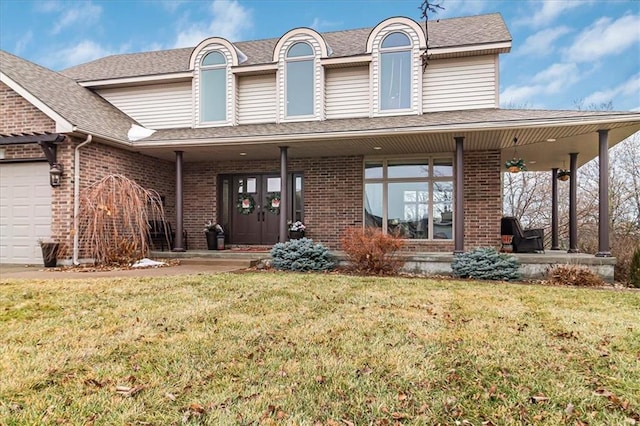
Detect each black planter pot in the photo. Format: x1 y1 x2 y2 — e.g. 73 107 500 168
41 242 59 267
205 232 217 250
288 230 305 240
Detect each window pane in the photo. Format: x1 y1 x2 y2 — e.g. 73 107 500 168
286 60 314 116
380 50 411 110
388 182 428 239
434 158 453 177
365 183 383 229
388 161 429 178
201 68 226 121
381 32 411 48
364 162 383 179
246 178 257 193
267 177 280 192
433 181 453 239
202 51 226 66
287 42 313 57
294 175 303 222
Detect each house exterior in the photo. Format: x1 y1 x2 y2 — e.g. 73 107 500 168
1 13 639 265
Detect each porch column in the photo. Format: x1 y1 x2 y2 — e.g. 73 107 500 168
454 136 464 254
173 150 185 252
551 168 560 250
279 146 288 243
568 152 578 253
596 129 611 257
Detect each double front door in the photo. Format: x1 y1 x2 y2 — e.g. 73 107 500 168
231 175 281 244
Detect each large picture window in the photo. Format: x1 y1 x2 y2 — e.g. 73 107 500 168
379 32 411 111
285 42 314 117
364 158 453 240
200 51 227 122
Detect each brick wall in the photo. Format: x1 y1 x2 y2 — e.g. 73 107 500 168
0 82 56 133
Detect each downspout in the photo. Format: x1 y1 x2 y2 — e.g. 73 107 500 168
73 134 93 265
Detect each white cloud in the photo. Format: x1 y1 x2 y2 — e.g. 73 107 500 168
516 0 593 28
55 40 114 69
51 1 102 35
582 73 640 107
435 0 489 18
34 0 61 13
310 17 342 32
566 14 640 62
500 62 581 106
14 31 33 55
516 26 571 56
173 0 252 48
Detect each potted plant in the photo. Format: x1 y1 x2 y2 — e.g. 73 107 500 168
557 169 570 181
38 238 59 267
204 221 224 250
505 158 527 173
288 221 306 240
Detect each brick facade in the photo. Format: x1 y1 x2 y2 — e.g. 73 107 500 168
2 83 503 257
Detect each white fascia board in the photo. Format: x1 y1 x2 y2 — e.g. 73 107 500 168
132 114 640 148
0 71 74 133
78 72 193 88
231 63 278 75
321 55 371 67
427 41 512 57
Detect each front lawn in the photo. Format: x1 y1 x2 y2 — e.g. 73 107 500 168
1 273 638 425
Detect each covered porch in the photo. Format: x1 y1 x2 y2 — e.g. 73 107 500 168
135 109 640 259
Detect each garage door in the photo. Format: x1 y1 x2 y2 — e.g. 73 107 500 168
0 162 52 264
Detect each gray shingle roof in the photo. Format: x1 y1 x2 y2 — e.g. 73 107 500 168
61 13 511 82
141 109 637 143
0 50 137 141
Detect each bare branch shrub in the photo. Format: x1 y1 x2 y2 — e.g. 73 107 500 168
77 174 166 265
340 227 405 274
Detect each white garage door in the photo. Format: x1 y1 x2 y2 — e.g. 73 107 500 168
0 162 52 264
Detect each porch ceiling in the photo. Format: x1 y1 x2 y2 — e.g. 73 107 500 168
135 119 639 171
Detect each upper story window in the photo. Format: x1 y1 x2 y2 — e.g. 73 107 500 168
200 51 227 122
285 42 314 117
380 32 411 111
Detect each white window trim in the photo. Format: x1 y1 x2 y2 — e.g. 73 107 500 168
199 51 228 125
379 33 413 113
363 156 455 241
284 42 315 119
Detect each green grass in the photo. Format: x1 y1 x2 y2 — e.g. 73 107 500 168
1 273 638 425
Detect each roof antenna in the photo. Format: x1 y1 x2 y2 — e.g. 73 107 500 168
420 0 444 72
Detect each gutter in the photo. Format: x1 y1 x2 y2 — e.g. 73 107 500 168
72 134 93 265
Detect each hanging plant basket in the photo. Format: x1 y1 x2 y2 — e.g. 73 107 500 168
236 193 256 215
505 158 527 173
266 192 281 215
557 170 570 181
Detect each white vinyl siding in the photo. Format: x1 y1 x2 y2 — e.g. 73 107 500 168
97 82 192 129
238 75 277 124
325 67 369 119
423 55 497 112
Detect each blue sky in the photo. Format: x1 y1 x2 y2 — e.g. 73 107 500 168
1 0 639 111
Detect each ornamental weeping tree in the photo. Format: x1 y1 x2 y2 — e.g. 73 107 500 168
77 174 166 265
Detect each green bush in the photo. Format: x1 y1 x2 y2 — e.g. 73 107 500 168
452 247 521 281
630 246 640 288
270 238 335 272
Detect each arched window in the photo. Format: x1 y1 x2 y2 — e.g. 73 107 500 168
285 42 314 117
380 32 411 111
200 51 227 122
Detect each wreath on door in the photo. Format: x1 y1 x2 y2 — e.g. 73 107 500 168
236 193 256 215
266 192 281 215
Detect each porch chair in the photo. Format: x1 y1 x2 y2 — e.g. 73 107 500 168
500 216 544 253
148 220 188 251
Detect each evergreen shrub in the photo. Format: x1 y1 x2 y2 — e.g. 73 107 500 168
452 247 520 281
270 238 335 272
630 246 640 288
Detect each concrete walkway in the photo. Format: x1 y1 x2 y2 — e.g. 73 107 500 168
0 263 247 281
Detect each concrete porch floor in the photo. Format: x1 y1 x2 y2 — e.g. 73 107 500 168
151 249 616 282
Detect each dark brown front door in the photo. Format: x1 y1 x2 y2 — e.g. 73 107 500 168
231 175 281 244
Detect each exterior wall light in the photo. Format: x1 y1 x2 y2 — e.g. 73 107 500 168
49 163 63 187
